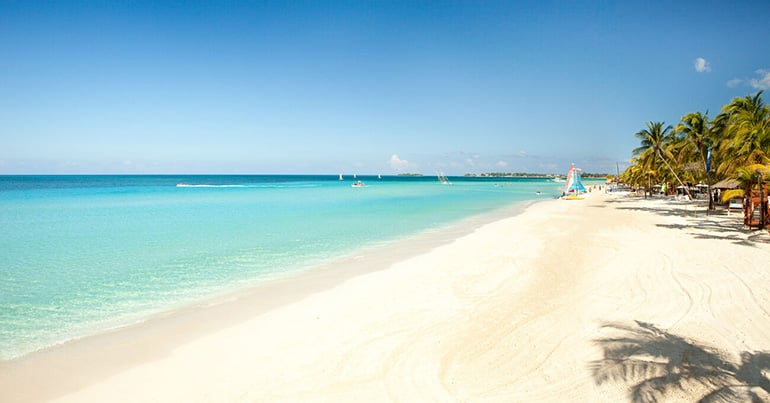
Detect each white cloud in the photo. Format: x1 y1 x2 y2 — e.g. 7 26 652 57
495 160 508 168
726 69 770 90
694 57 711 73
750 69 770 90
388 154 409 171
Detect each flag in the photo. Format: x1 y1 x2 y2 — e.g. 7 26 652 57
706 147 712 172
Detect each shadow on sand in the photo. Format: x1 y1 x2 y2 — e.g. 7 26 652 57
606 196 770 247
591 321 770 402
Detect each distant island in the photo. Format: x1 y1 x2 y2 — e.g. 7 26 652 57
397 173 424 177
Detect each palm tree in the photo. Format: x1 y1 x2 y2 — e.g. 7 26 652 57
668 130 701 187
623 158 655 197
634 121 692 199
719 164 770 203
675 111 714 208
714 91 770 176
720 164 770 228
623 92 770 203
591 321 770 402
620 158 649 194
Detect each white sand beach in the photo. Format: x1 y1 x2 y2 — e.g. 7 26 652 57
3 191 770 402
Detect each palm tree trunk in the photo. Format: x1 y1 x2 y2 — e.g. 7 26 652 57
656 149 694 200
700 148 714 211
646 174 650 199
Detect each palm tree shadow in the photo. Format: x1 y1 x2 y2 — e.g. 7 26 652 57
590 321 770 402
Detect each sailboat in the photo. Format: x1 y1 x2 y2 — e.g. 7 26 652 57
563 163 586 200
339 174 343 181
437 172 451 185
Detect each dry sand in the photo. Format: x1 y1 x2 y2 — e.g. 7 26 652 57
3 191 770 402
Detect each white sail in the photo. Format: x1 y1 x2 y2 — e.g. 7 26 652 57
437 172 451 185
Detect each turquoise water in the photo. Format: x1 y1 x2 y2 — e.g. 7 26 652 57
0 175 566 360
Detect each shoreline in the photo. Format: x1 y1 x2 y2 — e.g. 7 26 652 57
0 197 541 402
4 190 770 401
0 187 544 362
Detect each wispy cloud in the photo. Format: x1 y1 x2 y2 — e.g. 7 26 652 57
749 69 770 90
495 160 508 168
727 69 770 90
727 78 743 88
694 57 711 73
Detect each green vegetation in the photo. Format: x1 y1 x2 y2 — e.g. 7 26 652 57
621 91 770 209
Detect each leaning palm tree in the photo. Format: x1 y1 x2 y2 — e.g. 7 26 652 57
676 111 715 208
634 121 692 199
591 321 770 402
668 129 702 193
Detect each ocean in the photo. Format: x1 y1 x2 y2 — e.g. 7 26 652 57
0 174 570 360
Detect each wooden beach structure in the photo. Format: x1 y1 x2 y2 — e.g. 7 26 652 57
743 188 769 230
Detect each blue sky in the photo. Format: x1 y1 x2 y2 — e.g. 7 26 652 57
2 0 769 175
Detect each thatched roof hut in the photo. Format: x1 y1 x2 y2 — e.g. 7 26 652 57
713 179 740 189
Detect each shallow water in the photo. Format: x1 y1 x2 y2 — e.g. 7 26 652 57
0 175 567 359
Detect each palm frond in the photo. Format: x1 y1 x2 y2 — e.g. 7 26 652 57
590 358 667 385
720 189 744 203
699 385 762 403
591 322 753 402
629 371 724 403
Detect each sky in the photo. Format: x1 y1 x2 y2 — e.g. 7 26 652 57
2 0 770 175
